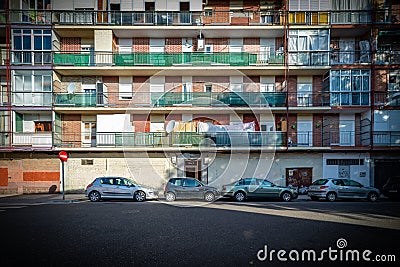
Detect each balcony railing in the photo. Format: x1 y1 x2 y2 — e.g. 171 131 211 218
53 91 334 108
53 51 271 67
53 131 287 148
288 51 330 66
373 131 400 146
7 9 400 26
375 50 400 65
12 132 52 147
11 50 52 65
331 10 371 24
330 50 372 64
323 131 357 147
374 92 400 107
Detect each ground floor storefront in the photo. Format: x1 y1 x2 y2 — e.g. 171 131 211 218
1 150 393 194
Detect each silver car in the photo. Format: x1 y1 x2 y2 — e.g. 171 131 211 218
85 176 158 202
308 178 380 202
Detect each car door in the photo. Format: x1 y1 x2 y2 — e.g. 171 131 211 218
99 177 116 197
171 178 185 199
113 177 133 198
182 179 202 199
332 179 346 198
255 180 277 199
246 178 260 197
348 180 367 198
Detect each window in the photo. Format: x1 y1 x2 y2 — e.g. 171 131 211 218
183 179 200 187
326 159 364 165
262 180 273 186
13 70 52 106
288 30 329 65
388 70 400 92
119 76 133 100
205 84 212 92
330 69 370 106
332 179 344 186
297 84 312 106
81 159 94 165
34 121 51 132
12 29 51 65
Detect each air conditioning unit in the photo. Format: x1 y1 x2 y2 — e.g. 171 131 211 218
197 37 204 51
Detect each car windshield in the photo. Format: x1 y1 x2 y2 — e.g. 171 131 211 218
312 179 328 185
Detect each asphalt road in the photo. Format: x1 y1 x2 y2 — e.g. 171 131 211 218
0 195 399 267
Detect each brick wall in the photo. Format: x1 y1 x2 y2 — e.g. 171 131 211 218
193 114 230 125
165 76 182 92
243 38 259 53
165 38 182 53
62 114 81 147
133 38 150 52
323 114 339 146
61 37 81 52
192 76 230 92
205 38 229 52
287 76 297 107
313 114 323 147
103 76 130 108
275 76 285 92
0 168 8 186
312 75 323 106
0 157 60 194
374 69 387 92
203 0 230 24
355 113 361 146
288 114 297 144
132 115 150 132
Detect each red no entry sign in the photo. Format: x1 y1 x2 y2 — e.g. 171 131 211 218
58 151 68 162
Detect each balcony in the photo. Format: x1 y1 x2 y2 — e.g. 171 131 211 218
54 131 287 148
288 11 329 25
323 131 357 147
12 132 52 148
12 92 53 107
11 50 52 65
152 92 287 107
374 8 400 24
373 131 400 147
288 51 330 66
53 51 273 67
330 92 370 106
374 92 400 107
331 10 371 24
330 50 372 65
375 50 400 65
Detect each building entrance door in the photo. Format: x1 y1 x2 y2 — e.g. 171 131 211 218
185 159 202 181
286 168 312 189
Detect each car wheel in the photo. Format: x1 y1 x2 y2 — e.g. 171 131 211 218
89 191 101 202
310 196 319 201
134 190 146 202
281 191 292 202
367 192 379 202
165 192 176 202
234 191 246 202
326 192 337 202
204 192 215 202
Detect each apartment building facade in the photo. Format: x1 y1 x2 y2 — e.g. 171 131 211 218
0 0 399 194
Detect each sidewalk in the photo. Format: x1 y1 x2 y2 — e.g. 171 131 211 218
0 193 87 204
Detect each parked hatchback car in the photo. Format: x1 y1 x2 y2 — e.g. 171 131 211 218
164 178 220 202
85 176 158 202
221 178 298 202
382 176 400 199
308 178 379 202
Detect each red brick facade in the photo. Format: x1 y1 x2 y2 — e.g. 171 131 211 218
62 114 81 148
61 37 81 52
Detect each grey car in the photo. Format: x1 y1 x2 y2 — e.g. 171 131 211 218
85 176 158 202
308 178 380 202
164 178 220 202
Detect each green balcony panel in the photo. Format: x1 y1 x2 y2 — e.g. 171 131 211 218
55 94 96 107
53 53 90 66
